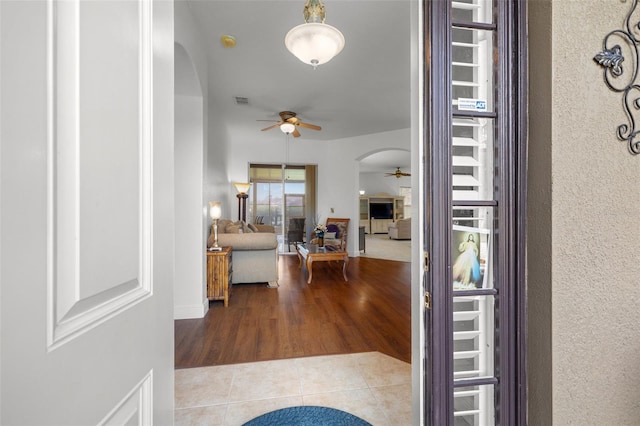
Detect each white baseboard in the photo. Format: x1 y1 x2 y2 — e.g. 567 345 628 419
173 300 208 319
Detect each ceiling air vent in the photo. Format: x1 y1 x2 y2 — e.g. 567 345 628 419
234 97 249 105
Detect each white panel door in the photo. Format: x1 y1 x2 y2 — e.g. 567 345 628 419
1 0 174 424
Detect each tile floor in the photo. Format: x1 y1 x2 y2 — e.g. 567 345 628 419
175 351 412 426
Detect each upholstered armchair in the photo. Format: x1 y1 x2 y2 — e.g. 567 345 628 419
321 218 350 251
388 217 411 240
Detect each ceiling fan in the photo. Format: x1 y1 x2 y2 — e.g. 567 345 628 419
258 111 321 138
385 167 411 179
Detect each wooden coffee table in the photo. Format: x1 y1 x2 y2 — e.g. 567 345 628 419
295 243 349 284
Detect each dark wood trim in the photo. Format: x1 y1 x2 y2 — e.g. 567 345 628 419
451 21 497 31
452 110 498 119
515 0 529 423
454 377 499 388
423 0 454 423
423 0 528 423
496 0 529 423
496 0 512 421
453 288 498 297
453 200 499 207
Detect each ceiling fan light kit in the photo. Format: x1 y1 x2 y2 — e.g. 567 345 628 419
259 111 321 138
220 35 236 48
285 0 345 69
280 122 296 134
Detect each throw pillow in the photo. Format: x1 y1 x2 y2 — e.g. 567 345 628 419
231 220 251 234
247 223 259 232
327 224 340 237
217 219 233 234
226 223 243 234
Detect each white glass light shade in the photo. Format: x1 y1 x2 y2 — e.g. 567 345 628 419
280 123 296 134
233 182 252 194
285 23 345 68
209 202 222 219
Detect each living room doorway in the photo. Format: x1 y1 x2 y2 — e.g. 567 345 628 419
358 149 412 262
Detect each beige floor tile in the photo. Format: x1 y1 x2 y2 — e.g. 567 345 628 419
175 366 235 409
233 358 303 380
175 405 227 426
356 352 411 387
370 383 412 424
228 359 302 402
223 396 303 426
175 352 412 426
295 353 368 394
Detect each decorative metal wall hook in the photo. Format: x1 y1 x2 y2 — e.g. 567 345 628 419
594 0 640 155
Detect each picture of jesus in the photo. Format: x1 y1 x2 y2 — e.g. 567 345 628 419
452 226 490 290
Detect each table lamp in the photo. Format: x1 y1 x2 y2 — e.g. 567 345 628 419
209 201 222 251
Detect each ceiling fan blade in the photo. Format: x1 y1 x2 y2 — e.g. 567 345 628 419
292 128 301 138
385 167 411 178
297 122 322 131
260 122 283 131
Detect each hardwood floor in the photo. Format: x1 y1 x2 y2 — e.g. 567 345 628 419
174 254 411 369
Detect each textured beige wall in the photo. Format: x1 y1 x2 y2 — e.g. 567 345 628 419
529 0 640 423
528 1 553 423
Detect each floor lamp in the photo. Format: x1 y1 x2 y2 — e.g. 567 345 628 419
233 182 251 222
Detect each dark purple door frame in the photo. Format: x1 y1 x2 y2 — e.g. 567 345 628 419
422 0 528 424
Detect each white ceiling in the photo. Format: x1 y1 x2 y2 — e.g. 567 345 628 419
358 150 411 173
185 0 412 171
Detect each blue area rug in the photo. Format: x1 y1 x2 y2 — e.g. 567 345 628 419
243 405 372 426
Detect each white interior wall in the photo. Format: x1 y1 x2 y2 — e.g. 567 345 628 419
206 101 231 218
359 171 410 197
174 95 206 319
174 2 210 319
225 128 411 256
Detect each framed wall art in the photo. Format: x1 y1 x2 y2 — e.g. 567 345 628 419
452 225 491 290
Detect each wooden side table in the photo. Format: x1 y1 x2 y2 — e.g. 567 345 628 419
206 246 232 306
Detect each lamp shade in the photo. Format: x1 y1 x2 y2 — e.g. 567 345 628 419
233 182 252 194
280 122 296 134
285 22 345 68
209 202 222 219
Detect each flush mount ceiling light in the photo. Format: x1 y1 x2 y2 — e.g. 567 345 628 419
220 35 236 48
280 122 296 134
285 0 345 69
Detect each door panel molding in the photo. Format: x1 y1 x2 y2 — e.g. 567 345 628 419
46 0 153 350
99 371 153 426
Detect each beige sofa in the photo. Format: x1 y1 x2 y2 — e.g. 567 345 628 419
388 217 411 240
207 220 278 288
